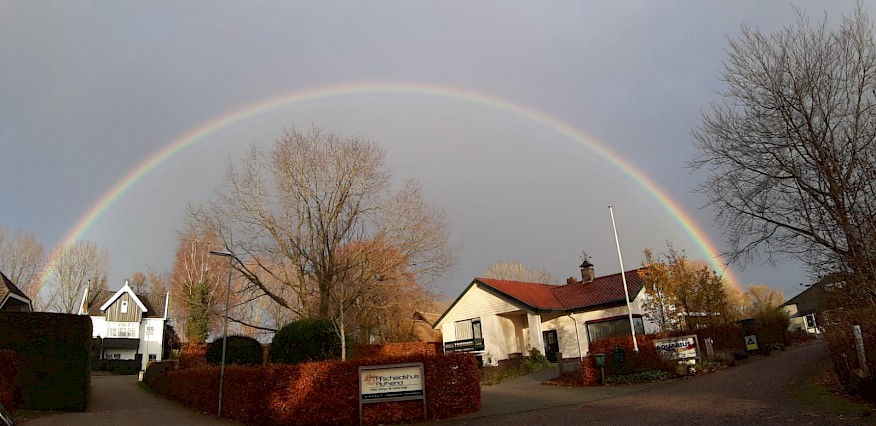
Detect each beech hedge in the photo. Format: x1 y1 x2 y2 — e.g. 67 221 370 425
352 342 441 359
0 350 19 412
0 312 91 411
148 353 480 425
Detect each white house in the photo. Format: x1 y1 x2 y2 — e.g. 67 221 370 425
78 281 169 371
434 262 657 366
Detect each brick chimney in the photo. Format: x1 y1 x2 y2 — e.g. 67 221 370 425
580 260 595 283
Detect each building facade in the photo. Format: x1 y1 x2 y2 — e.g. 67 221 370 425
79 281 169 370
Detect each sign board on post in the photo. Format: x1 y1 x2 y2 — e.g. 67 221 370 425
744 335 758 351
653 335 699 363
359 362 426 426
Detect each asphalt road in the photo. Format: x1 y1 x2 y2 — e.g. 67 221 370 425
19 375 240 426
437 342 875 426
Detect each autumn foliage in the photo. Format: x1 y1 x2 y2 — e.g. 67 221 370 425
147 353 480 425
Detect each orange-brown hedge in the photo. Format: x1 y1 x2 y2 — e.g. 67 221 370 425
353 342 441 359
149 353 479 425
177 344 208 369
0 350 19 412
582 335 673 385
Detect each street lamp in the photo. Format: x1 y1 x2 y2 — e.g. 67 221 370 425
209 250 234 418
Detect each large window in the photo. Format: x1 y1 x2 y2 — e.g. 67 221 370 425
107 322 139 338
455 318 482 341
586 315 645 343
445 318 484 353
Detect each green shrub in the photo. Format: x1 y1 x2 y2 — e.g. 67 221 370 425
206 335 263 366
270 318 341 364
520 348 552 373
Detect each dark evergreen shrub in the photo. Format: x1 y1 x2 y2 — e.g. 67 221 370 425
206 335 263 366
270 318 341 364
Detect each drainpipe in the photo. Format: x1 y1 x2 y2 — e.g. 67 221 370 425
567 314 583 361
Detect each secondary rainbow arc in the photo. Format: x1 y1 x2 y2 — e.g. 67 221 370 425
39 81 739 289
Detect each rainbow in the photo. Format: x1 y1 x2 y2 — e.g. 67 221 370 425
39 81 739 289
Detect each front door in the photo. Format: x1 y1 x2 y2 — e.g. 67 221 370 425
542 330 559 362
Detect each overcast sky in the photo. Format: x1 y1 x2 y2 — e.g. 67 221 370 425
2 1 867 302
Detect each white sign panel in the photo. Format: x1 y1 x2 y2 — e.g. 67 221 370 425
653 335 699 361
359 363 424 401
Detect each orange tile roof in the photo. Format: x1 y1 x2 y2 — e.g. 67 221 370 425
476 269 644 312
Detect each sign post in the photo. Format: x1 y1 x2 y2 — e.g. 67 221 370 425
744 335 758 351
653 335 700 363
359 362 426 426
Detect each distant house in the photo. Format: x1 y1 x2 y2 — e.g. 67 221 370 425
781 275 842 335
433 262 657 366
0 270 33 312
78 281 169 371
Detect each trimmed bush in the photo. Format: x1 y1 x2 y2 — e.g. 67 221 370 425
270 318 341 364
352 342 441 359
178 344 208 369
0 350 19 412
206 335 263 366
0 312 91 412
148 353 480 425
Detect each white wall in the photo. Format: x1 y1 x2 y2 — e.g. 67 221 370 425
437 283 523 365
138 317 165 370
90 316 107 338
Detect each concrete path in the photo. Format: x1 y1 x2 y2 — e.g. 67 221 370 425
19 375 240 426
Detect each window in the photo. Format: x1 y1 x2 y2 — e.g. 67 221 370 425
445 318 485 353
146 326 154 336
455 318 482 341
112 354 120 360
586 315 645 343
120 300 128 314
107 322 138 338
148 354 157 361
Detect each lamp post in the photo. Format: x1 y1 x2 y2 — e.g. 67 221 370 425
209 250 234 418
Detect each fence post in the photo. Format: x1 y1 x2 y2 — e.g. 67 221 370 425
853 325 871 378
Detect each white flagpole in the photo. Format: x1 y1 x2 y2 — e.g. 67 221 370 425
609 205 639 353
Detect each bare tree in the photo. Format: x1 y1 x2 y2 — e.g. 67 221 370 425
192 127 455 335
129 272 149 293
691 5 876 307
483 261 554 283
0 226 46 303
170 224 228 343
48 240 110 313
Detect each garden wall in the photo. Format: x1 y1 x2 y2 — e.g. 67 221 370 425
147 353 480 425
0 312 92 411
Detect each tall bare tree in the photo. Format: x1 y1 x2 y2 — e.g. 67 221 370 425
191 127 455 334
0 226 46 303
691 5 876 307
48 240 110 313
170 224 228 343
483 261 554 283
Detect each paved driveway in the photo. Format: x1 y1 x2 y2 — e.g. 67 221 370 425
437 342 875 425
20 375 240 426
